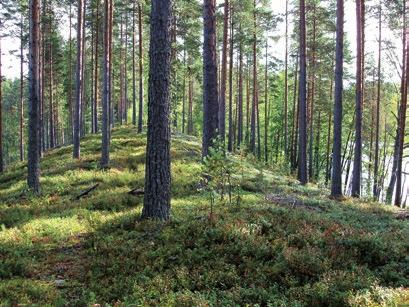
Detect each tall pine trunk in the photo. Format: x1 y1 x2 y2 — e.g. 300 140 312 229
373 3 382 199
73 0 85 159
137 2 144 133
351 0 364 197
331 0 344 197
227 5 234 152
101 0 113 168
298 0 308 184
28 0 41 193
142 0 172 220
20 13 25 161
202 0 219 157
219 0 229 143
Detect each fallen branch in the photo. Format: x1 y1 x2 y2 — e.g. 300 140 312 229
128 188 145 196
74 184 99 200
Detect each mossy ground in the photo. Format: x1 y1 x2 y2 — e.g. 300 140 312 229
0 126 408 306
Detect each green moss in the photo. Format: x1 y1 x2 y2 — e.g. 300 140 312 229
0 126 408 306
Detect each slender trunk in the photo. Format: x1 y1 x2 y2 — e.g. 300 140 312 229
132 0 137 126
325 57 335 186
68 2 73 142
351 0 364 197
142 0 172 220
219 0 229 143
93 0 100 133
284 0 289 157
182 50 186 134
49 19 55 149
202 0 219 157
264 41 268 162
395 2 408 207
20 13 25 161
331 0 344 197
137 2 144 133
298 0 308 184
124 9 129 124
373 3 382 199
250 0 257 155
101 0 113 168
73 0 84 159
188 67 194 135
227 5 234 152
237 29 243 149
290 55 299 170
27 0 41 193
0 28 3 172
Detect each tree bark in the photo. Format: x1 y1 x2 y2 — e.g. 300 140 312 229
142 0 172 220
219 0 229 144
202 0 219 157
101 0 113 168
73 0 85 159
228 5 234 152
20 13 25 161
137 2 144 133
351 0 364 197
373 3 382 199
298 0 308 184
27 0 41 193
331 0 344 197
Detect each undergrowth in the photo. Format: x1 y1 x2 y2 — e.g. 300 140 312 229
0 126 408 306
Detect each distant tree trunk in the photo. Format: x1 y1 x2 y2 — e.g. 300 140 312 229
308 5 317 180
0 27 3 172
250 0 257 155
182 50 186 134
373 3 382 199
124 9 129 124
73 0 85 159
237 29 243 149
39 8 45 156
325 76 334 186
284 0 289 157
119 14 125 125
395 3 408 207
331 0 344 197
132 0 137 126
137 2 144 133
219 0 229 144
93 0 100 133
187 67 194 135
101 0 113 168
298 0 308 184
68 2 73 142
290 55 299 170
142 0 172 220
227 5 234 152
264 41 269 162
351 0 364 197
20 13 25 161
314 111 321 180
49 20 55 149
245 64 250 146
27 0 41 193
202 0 219 157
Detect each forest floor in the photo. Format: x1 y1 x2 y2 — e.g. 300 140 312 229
0 126 408 306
